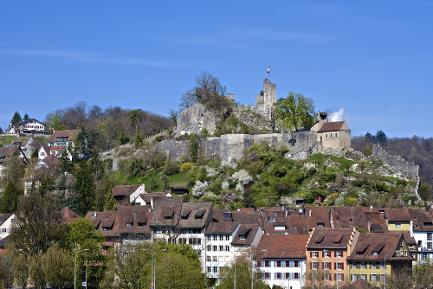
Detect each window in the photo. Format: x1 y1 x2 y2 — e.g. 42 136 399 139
360 262 367 269
373 262 381 269
323 250 331 257
395 223 402 229
219 245 224 251
225 235 230 241
335 273 344 282
263 273 270 280
213 267 218 273
225 245 230 251
207 267 211 273
206 256 211 262
371 274 380 282
213 246 217 251
276 261 282 267
219 235 224 241
212 256 217 262
323 262 331 270
335 250 343 257
1 228 6 233
324 273 331 281
285 272 291 279
265 261 270 267
312 262 319 270
336 262 344 270
213 236 217 241
311 251 319 258
293 272 299 279
276 273 282 279
428 233 432 241
428 242 432 250
207 245 211 251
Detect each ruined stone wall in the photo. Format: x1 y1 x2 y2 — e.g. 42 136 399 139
153 132 318 163
372 144 419 182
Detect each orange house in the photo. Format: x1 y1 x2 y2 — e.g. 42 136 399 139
306 227 359 287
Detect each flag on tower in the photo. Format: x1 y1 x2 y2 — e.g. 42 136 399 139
266 66 271 75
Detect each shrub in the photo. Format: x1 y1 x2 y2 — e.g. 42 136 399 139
128 158 146 178
181 162 193 172
164 161 180 176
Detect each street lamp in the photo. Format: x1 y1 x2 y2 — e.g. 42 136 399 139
74 245 89 289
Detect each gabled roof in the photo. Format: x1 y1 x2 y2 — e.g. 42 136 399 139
257 234 308 260
177 202 212 229
61 208 78 224
385 208 412 222
318 121 346 133
409 208 433 232
331 206 387 232
348 232 413 262
231 224 260 246
112 184 140 197
48 129 80 142
307 228 353 250
205 222 239 235
0 213 12 225
149 197 182 227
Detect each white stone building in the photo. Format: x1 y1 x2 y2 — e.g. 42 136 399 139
256 234 308 289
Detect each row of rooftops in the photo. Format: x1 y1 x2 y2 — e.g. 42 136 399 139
256 228 412 263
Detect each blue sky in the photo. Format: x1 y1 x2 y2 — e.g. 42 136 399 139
0 1 432 137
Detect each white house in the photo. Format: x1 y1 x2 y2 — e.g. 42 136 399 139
204 221 240 280
409 208 433 263
256 234 309 289
18 119 47 135
0 213 15 242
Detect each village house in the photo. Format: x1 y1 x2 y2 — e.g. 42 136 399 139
0 144 28 178
306 227 359 287
256 234 309 289
347 232 413 286
385 208 413 235
408 208 433 263
311 112 351 150
48 129 79 148
111 184 146 204
0 213 15 242
86 205 152 247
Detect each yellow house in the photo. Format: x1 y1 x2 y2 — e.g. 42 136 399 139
347 232 413 287
385 208 413 233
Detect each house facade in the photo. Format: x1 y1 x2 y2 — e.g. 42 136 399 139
347 232 413 287
256 234 308 289
306 227 359 287
310 112 351 150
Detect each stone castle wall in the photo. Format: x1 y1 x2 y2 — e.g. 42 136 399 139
153 131 318 163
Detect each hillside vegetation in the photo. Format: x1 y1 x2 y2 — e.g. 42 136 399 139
113 142 417 209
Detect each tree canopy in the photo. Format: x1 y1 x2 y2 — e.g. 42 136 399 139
275 92 315 132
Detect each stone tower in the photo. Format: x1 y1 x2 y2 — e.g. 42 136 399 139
255 78 277 122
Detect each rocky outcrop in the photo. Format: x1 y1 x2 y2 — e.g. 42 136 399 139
372 144 419 182
175 103 219 136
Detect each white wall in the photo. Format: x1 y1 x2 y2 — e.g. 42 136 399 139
0 214 15 240
258 259 306 289
413 231 433 263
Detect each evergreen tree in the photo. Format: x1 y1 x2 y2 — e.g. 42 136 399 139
71 161 95 215
375 130 388 145
10 111 22 127
0 126 3 134
23 114 30 122
0 182 22 213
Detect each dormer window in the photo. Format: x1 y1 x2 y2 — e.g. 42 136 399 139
239 234 246 240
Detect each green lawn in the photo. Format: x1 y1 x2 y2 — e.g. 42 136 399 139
0 135 18 147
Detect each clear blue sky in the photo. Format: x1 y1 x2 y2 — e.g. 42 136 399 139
1 0 432 137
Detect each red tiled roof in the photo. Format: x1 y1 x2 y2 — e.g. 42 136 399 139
318 121 345 133
112 185 140 197
348 232 413 262
307 228 354 250
257 234 308 260
61 207 78 224
48 129 80 142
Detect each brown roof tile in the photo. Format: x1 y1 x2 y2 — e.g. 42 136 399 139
348 232 413 261
112 185 140 197
231 224 260 246
307 228 353 250
257 234 308 260
177 202 212 229
318 121 346 133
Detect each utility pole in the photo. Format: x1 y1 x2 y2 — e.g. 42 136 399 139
234 261 237 289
